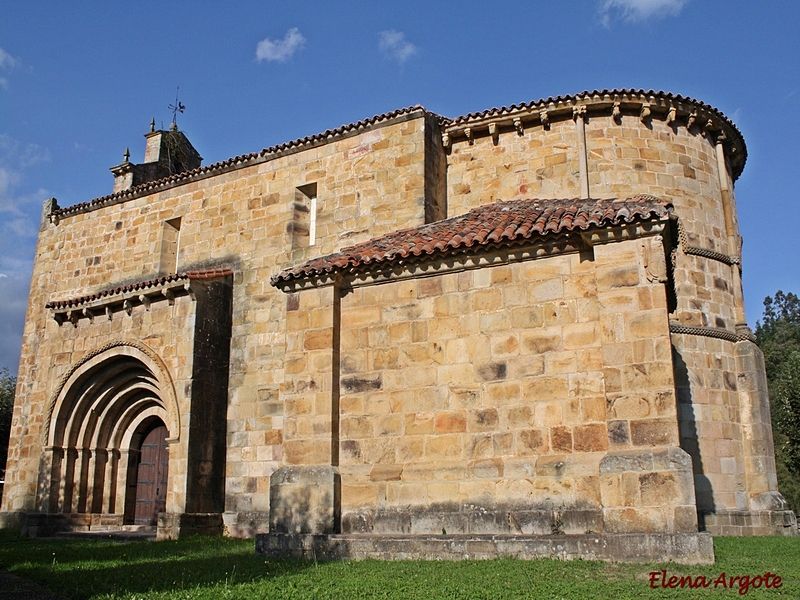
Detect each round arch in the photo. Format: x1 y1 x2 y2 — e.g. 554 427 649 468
40 341 180 520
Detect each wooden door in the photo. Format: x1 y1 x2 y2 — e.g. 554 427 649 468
134 425 169 526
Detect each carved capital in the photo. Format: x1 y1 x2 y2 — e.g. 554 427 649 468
572 104 587 120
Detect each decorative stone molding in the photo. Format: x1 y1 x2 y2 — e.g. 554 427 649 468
42 339 180 445
676 220 739 266
669 321 756 343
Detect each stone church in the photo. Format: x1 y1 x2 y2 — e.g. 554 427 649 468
1 89 795 563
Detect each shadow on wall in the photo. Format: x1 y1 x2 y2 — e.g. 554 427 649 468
672 346 716 526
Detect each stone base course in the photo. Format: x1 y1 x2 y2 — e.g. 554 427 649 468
256 531 714 565
700 509 797 536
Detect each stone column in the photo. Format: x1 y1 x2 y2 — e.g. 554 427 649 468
574 105 589 199
715 136 748 330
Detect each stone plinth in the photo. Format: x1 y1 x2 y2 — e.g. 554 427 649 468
256 532 715 565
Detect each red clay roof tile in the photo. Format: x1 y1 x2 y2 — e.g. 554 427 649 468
271 197 672 286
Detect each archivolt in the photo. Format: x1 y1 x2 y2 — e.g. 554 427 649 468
43 340 180 446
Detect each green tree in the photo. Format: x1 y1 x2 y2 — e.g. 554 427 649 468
0 367 15 479
756 291 800 513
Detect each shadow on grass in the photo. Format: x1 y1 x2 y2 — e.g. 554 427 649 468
0 532 314 599
1 532 800 600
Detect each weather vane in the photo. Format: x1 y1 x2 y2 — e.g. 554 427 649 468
168 87 185 125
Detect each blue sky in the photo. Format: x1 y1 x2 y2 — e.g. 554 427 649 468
0 1 798 372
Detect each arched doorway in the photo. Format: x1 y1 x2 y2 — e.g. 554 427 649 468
43 343 179 529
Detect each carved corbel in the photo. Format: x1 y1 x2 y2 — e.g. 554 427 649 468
82 307 93 323
612 102 621 124
464 127 474 145
105 306 113 321
185 282 196 301
123 298 133 316
53 312 67 326
163 288 176 306
68 310 80 328
639 103 651 123
441 132 451 149
704 119 716 133
667 106 677 125
488 122 499 145
539 109 550 129
139 294 151 311
687 111 698 130
513 117 524 136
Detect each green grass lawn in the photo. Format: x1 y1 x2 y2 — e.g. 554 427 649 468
0 531 797 599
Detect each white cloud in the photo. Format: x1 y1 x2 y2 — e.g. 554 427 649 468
256 28 306 63
0 47 19 90
599 0 688 25
0 47 19 70
0 132 43 372
379 30 418 65
0 136 49 216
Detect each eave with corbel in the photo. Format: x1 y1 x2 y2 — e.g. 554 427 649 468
46 268 233 327
438 89 746 179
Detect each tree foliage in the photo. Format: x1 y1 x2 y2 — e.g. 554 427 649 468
0 367 15 477
756 291 800 512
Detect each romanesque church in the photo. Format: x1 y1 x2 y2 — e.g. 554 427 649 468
2 89 795 564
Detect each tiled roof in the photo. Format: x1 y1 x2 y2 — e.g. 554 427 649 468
50 107 427 219
271 197 672 286
46 268 233 310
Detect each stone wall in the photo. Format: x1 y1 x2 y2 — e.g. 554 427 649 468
271 234 699 537
4 112 440 534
